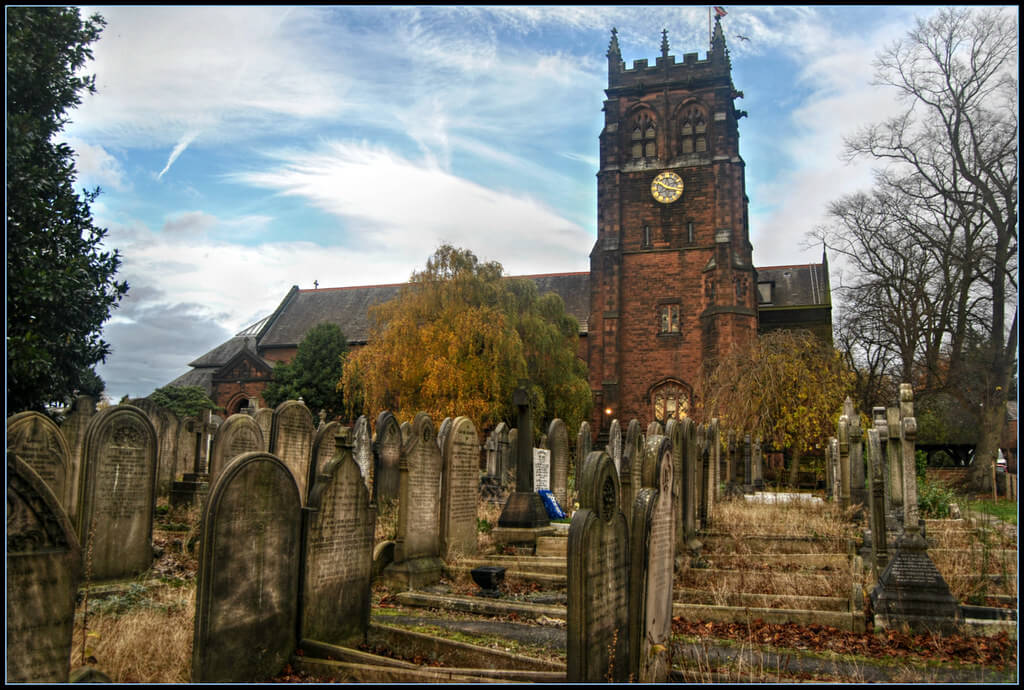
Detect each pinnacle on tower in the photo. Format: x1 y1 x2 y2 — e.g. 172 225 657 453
660 29 669 58
607 27 621 59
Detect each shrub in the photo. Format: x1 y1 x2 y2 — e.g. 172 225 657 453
917 477 956 518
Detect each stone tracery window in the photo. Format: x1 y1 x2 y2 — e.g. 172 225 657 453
680 108 708 155
631 112 657 161
652 382 690 423
659 304 680 334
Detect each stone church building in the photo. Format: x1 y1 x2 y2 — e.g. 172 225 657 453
170 22 831 433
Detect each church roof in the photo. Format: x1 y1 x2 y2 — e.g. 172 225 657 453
756 263 831 308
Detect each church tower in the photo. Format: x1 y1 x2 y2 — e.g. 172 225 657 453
588 21 757 431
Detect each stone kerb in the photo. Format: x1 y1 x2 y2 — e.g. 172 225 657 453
441 417 480 561
192 452 301 682
384 412 443 589
76 404 158 579
7 453 82 683
302 429 375 646
312 420 341 486
373 411 402 505
567 450 630 682
60 395 96 521
208 413 265 489
630 435 675 683
7 411 73 513
270 400 315 505
547 419 570 511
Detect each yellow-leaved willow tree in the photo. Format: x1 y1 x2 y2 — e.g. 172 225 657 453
340 245 592 434
697 329 854 486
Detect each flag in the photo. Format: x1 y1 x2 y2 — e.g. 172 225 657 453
714 6 728 18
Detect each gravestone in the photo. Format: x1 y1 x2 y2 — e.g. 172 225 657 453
384 412 443 588
665 418 686 553
400 420 412 444
866 424 889 578
495 382 550 533
311 420 341 481
441 417 480 561
885 406 903 525
493 422 513 486
567 450 630 682
607 418 622 475
192 452 301 682
77 404 158 579
7 453 82 683
302 429 375 646
533 448 551 492
373 411 402 505
270 400 315 504
131 398 181 498
437 416 453 452
208 413 265 488
630 435 675 682
845 398 866 509
646 420 663 437
752 438 764 490
742 434 753 493
697 424 710 528
60 394 96 520
576 421 592 489
7 411 72 512
547 419 570 511
352 415 374 497
837 416 851 510
484 425 500 477
175 416 199 484
253 408 274 450
707 419 720 521
727 430 738 486
506 428 519 487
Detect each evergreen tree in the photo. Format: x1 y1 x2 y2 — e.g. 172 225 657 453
262 323 349 420
7 7 128 411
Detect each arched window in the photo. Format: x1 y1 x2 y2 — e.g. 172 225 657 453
652 382 690 423
630 112 657 161
679 108 708 155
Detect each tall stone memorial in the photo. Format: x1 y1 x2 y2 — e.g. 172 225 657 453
302 429 375 646
567 451 630 682
845 398 867 509
885 406 904 526
547 418 570 511
7 453 82 683
837 415 851 510
440 417 480 561
7 411 73 513
707 419 720 520
630 435 675 683
270 400 315 504
192 452 301 682
496 382 550 537
384 413 444 588
59 394 96 521
351 415 374 497
373 411 402 505
76 404 158 579
208 413 265 488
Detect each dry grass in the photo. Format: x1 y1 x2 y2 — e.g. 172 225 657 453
71 580 195 683
712 495 857 542
922 520 1018 602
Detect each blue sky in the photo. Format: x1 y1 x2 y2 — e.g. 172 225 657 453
54 5 1003 401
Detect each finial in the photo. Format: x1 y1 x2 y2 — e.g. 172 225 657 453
607 27 620 58
661 29 669 58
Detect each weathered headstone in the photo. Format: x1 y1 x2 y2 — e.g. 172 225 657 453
383 412 443 588
7 453 82 683
175 415 199 483
352 415 374 497
131 398 181 498
192 452 301 682
607 418 622 475
630 435 675 683
646 420 663 437
437 416 453 452
302 430 375 646
60 394 96 520
253 408 274 451
208 413 265 488
619 419 643 530
742 434 753 493
533 447 551 492
845 398 866 509
697 424 710 528
441 417 480 561
77 404 158 579
576 421 592 489
311 420 341 484
727 430 738 486
567 451 630 682
751 438 764 490
665 418 686 553
494 422 513 486
547 418 570 511
373 411 402 505
399 420 412 444
885 406 903 525
270 400 315 504
837 416 851 510
707 419 720 521
506 427 519 487
866 421 889 578
7 411 72 512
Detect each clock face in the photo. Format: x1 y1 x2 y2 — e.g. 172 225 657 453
651 171 683 204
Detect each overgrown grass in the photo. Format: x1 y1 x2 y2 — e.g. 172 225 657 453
965 498 1017 526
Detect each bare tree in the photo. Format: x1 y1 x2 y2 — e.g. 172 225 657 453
817 7 1017 490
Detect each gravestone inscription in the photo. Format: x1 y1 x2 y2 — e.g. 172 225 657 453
373 412 402 505
208 413 265 488
352 415 374 497
441 417 480 560
7 411 72 512
547 418 569 511
270 400 314 504
533 448 551 492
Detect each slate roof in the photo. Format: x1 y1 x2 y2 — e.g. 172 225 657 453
756 263 831 308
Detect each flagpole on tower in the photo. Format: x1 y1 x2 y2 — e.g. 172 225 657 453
708 7 712 47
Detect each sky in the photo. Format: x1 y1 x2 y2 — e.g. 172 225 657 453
49 5 1003 401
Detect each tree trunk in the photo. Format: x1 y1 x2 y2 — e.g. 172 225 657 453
968 397 1007 493
787 447 802 488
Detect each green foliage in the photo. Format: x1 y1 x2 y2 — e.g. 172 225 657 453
6 8 129 412
148 386 220 419
342 244 591 433
966 498 1017 526
261 322 349 419
915 450 928 480
916 477 956 519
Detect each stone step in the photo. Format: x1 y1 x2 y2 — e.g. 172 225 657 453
675 589 850 612
391 591 566 623
700 533 848 554
535 535 567 558
672 602 865 633
681 568 849 598
444 562 566 588
456 556 566 575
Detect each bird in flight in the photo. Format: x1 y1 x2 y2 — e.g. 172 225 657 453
735 34 750 42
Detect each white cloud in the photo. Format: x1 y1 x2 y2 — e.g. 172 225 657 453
64 138 128 191
157 130 200 180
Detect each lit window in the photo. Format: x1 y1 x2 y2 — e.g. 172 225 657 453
652 382 690 423
659 304 680 334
